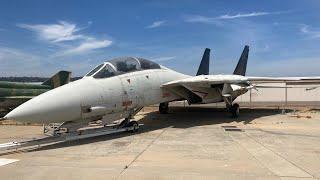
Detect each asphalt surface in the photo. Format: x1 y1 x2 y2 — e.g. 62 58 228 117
0 106 319 179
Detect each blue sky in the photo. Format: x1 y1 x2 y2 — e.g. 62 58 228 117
0 0 320 77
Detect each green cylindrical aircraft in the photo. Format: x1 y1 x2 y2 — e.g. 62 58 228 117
0 71 71 113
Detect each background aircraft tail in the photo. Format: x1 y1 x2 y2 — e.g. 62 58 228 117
42 71 71 88
196 48 210 76
233 45 249 76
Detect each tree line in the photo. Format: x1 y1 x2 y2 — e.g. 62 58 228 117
0 77 82 82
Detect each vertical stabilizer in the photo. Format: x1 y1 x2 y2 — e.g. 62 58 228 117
196 48 210 76
233 45 249 76
42 71 71 88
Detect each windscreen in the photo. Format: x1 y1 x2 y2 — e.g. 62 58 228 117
138 58 161 69
86 57 161 78
93 64 116 79
86 64 104 76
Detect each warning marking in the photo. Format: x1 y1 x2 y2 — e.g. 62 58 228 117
0 158 19 166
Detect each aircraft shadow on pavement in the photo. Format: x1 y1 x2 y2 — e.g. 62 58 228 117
140 106 281 129
11 106 280 154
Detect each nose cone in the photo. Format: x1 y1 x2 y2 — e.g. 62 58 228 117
5 83 81 124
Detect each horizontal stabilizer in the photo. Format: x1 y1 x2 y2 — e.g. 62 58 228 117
196 48 210 76
233 45 249 76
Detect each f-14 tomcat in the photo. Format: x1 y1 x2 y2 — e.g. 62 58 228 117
3 45 320 131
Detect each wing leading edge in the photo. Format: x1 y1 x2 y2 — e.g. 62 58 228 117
247 76 320 84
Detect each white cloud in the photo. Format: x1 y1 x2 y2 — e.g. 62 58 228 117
153 56 175 62
185 12 277 24
273 22 280 26
184 15 223 26
301 25 309 33
217 12 270 19
0 47 47 76
300 24 320 38
17 21 113 56
61 39 112 55
184 15 215 23
146 20 166 29
249 57 320 76
0 47 37 62
17 21 84 43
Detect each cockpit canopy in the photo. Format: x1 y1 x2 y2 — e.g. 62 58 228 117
85 57 161 79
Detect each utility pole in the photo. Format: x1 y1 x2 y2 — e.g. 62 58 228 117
249 88 252 109
285 82 288 107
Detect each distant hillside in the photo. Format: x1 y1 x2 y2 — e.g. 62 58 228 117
0 76 82 82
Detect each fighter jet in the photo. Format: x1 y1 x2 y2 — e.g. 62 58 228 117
0 71 71 114
3 46 320 131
